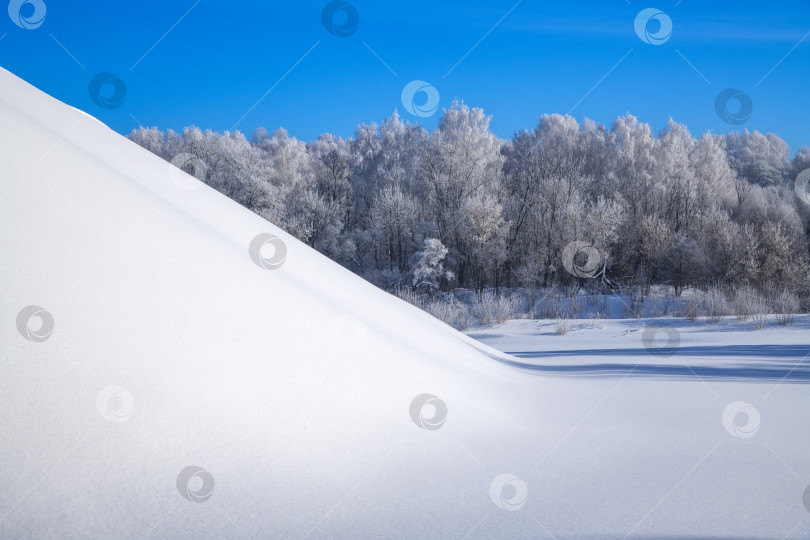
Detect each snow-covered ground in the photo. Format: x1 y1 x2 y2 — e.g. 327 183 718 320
469 316 810 379
1 67 809 539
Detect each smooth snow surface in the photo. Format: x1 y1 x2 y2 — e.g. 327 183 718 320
1 67 809 539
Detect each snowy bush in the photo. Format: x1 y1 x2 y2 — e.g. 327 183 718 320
751 302 772 330
393 287 421 308
702 288 729 324
772 289 799 326
679 295 701 322
472 291 523 326
424 298 475 330
732 286 758 322
394 287 474 330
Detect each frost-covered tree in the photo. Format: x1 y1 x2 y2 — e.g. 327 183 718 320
369 185 419 274
759 221 809 292
410 238 453 293
460 193 508 290
639 215 672 284
655 120 698 235
788 147 810 181
724 130 790 186
419 101 503 285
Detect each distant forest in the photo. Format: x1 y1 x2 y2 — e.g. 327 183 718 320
130 102 810 321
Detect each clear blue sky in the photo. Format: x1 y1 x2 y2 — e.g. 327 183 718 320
3 0 809 153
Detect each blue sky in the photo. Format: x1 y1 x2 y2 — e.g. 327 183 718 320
3 0 809 152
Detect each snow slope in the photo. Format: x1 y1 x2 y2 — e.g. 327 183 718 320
1 67 809 539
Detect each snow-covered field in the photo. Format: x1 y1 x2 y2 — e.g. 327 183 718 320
469 316 810 379
1 67 810 539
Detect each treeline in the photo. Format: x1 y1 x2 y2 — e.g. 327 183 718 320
129 102 810 303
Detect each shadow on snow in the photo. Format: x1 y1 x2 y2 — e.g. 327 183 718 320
498 344 810 382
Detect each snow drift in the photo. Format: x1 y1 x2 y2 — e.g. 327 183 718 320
1 67 808 539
